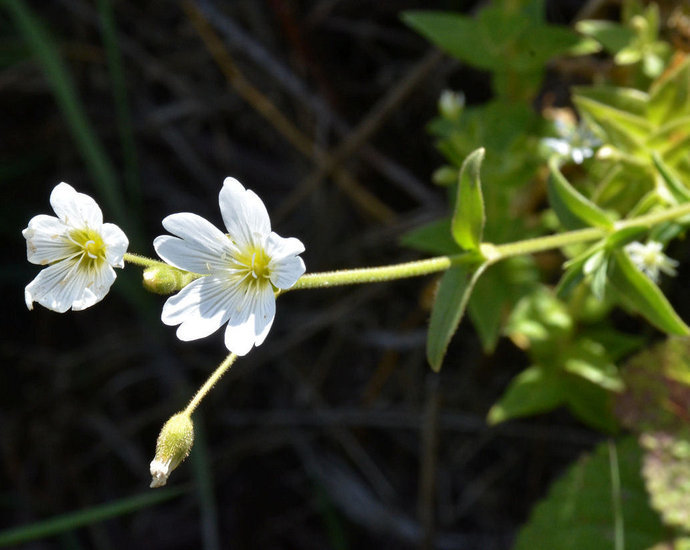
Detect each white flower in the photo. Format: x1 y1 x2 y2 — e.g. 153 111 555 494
542 119 601 164
23 182 129 312
625 240 678 282
154 177 306 356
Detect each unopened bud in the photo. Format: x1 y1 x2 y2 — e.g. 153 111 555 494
438 90 464 121
149 412 194 488
143 265 198 295
432 165 459 186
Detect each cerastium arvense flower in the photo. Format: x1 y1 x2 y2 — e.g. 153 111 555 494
23 182 129 313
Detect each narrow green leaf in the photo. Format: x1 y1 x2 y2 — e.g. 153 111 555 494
0 487 187 547
487 365 564 425
573 93 651 151
452 147 486 250
427 262 488 371
96 0 142 216
648 56 690 125
2 0 132 235
608 250 690 335
571 86 649 117
651 151 690 203
515 437 666 550
548 158 614 230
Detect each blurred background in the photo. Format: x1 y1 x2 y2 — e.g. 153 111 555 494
2 1 599 549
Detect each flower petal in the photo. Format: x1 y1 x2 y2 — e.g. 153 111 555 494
265 233 306 289
50 182 103 229
155 235 229 275
219 177 270 249
25 259 90 313
161 276 233 341
23 214 74 265
223 285 276 355
265 233 305 261
72 264 117 311
269 255 306 289
156 213 231 272
102 222 129 268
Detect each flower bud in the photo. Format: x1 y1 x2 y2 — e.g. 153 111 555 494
149 412 194 488
432 165 458 186
438 90 464 121
142 265 198 295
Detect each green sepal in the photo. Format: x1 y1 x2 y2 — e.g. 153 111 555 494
427 259 488 371
452 147 486 250
548 158 614 230
608 250 690 336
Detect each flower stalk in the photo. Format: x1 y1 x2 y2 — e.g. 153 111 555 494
184 352 238 416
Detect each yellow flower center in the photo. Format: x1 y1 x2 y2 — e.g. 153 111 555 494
233 245 271 286
69 228 106 271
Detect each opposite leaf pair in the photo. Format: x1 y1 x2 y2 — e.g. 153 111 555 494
22 178 306 356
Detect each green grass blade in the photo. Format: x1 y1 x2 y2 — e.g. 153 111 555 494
190 414 221 550
0 487 187 547
96 0 142 216
1 0 134 238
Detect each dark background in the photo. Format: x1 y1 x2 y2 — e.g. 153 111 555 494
2 1 601 549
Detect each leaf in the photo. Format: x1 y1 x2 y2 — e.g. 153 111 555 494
641 432 690 532
573 92 652 151
608 250 690 336
427 261 488 371
563 337 624 392
565 375 618 433
468 256 538 353
571 86 649 117
576 20 634 54
487 365 564 425
548 159 614 230
401 11 494 70
648 57 690 125
514 437 666 550
651 151 690 203
452 147 485 250
0 486 187 546
400 218 460 256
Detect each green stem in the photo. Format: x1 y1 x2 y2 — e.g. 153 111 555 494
123 252 168 269
184 353 237 416
290 202 690 290
290 255 456 290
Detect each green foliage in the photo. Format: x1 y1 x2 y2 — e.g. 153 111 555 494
0 487 187 546
403 0 589 100
547 159 614 230
427 260 488 372
607 250 689 336
577 0 670 80
514 437 666 550
451 147 485 251
492 287 635 431
616 338 690 534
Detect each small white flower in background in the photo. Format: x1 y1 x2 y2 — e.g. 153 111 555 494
624 240 678 282
23 182 129 312
542 119 601 164
154 177 306 356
